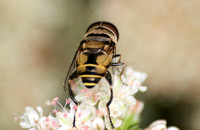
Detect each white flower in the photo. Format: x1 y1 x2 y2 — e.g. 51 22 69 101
92 117 105 130
101 67 147 129
17 66 150 130
146 120 179 130
167 126 180 130
19 106 41 129
56 111 73 128
105 116 122 130
18 106 60 130
16 66 181 130
74 77 110 106
75 103 96 129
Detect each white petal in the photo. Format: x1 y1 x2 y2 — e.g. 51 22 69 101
105 116 122 129
75 94 85 102
167 126 180 130
36 106 43 116
125 67 134 76
69 102 76 114
132 100 144 114
24 107 38 114
48 114 56 121
139 86 147 92
58 126 73 130
113 119 122 128
125 95 136 105
92 117 105 130
28 113 39 126
134 72 147 82
104 116 111 130
98 100 107 116
38 117 48 129
109 99 127 118
76 103 96 124
57 112 73 127
29 128 37 130
19 121 31 128
148 120 167 130
127 87 138 95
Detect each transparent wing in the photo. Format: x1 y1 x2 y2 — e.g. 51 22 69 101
63 45 81 91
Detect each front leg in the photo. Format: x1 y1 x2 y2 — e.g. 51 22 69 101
105 71 115 129
67 71 79 127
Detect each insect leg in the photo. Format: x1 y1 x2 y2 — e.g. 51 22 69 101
111 54 124 78
113 54 122 62
105 71 115 129
111 54 124 66
110 62 124 66
67 71 79 127
111 54 127 85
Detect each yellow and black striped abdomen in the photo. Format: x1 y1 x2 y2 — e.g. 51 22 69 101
77 64 107 88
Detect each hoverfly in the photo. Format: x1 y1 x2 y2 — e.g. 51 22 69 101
64 21 124 129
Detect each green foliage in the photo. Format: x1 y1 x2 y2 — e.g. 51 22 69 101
118 113 140 130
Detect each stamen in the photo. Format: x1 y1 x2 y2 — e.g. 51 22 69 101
81 89 87 93
14 117 18 121
96 110 100 114
45 118 50 122
66 99 70 104
78 112 82 117
51 97 59 105
73 105 78 110
84 126 89 130
52 121 57 127
63 113 68 118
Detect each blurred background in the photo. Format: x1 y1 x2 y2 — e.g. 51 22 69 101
0 0 200 129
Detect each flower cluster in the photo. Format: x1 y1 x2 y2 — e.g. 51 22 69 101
16 66 179 130
71 67 147 129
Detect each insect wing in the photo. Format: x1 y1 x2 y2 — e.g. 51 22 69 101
63 47 80 91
